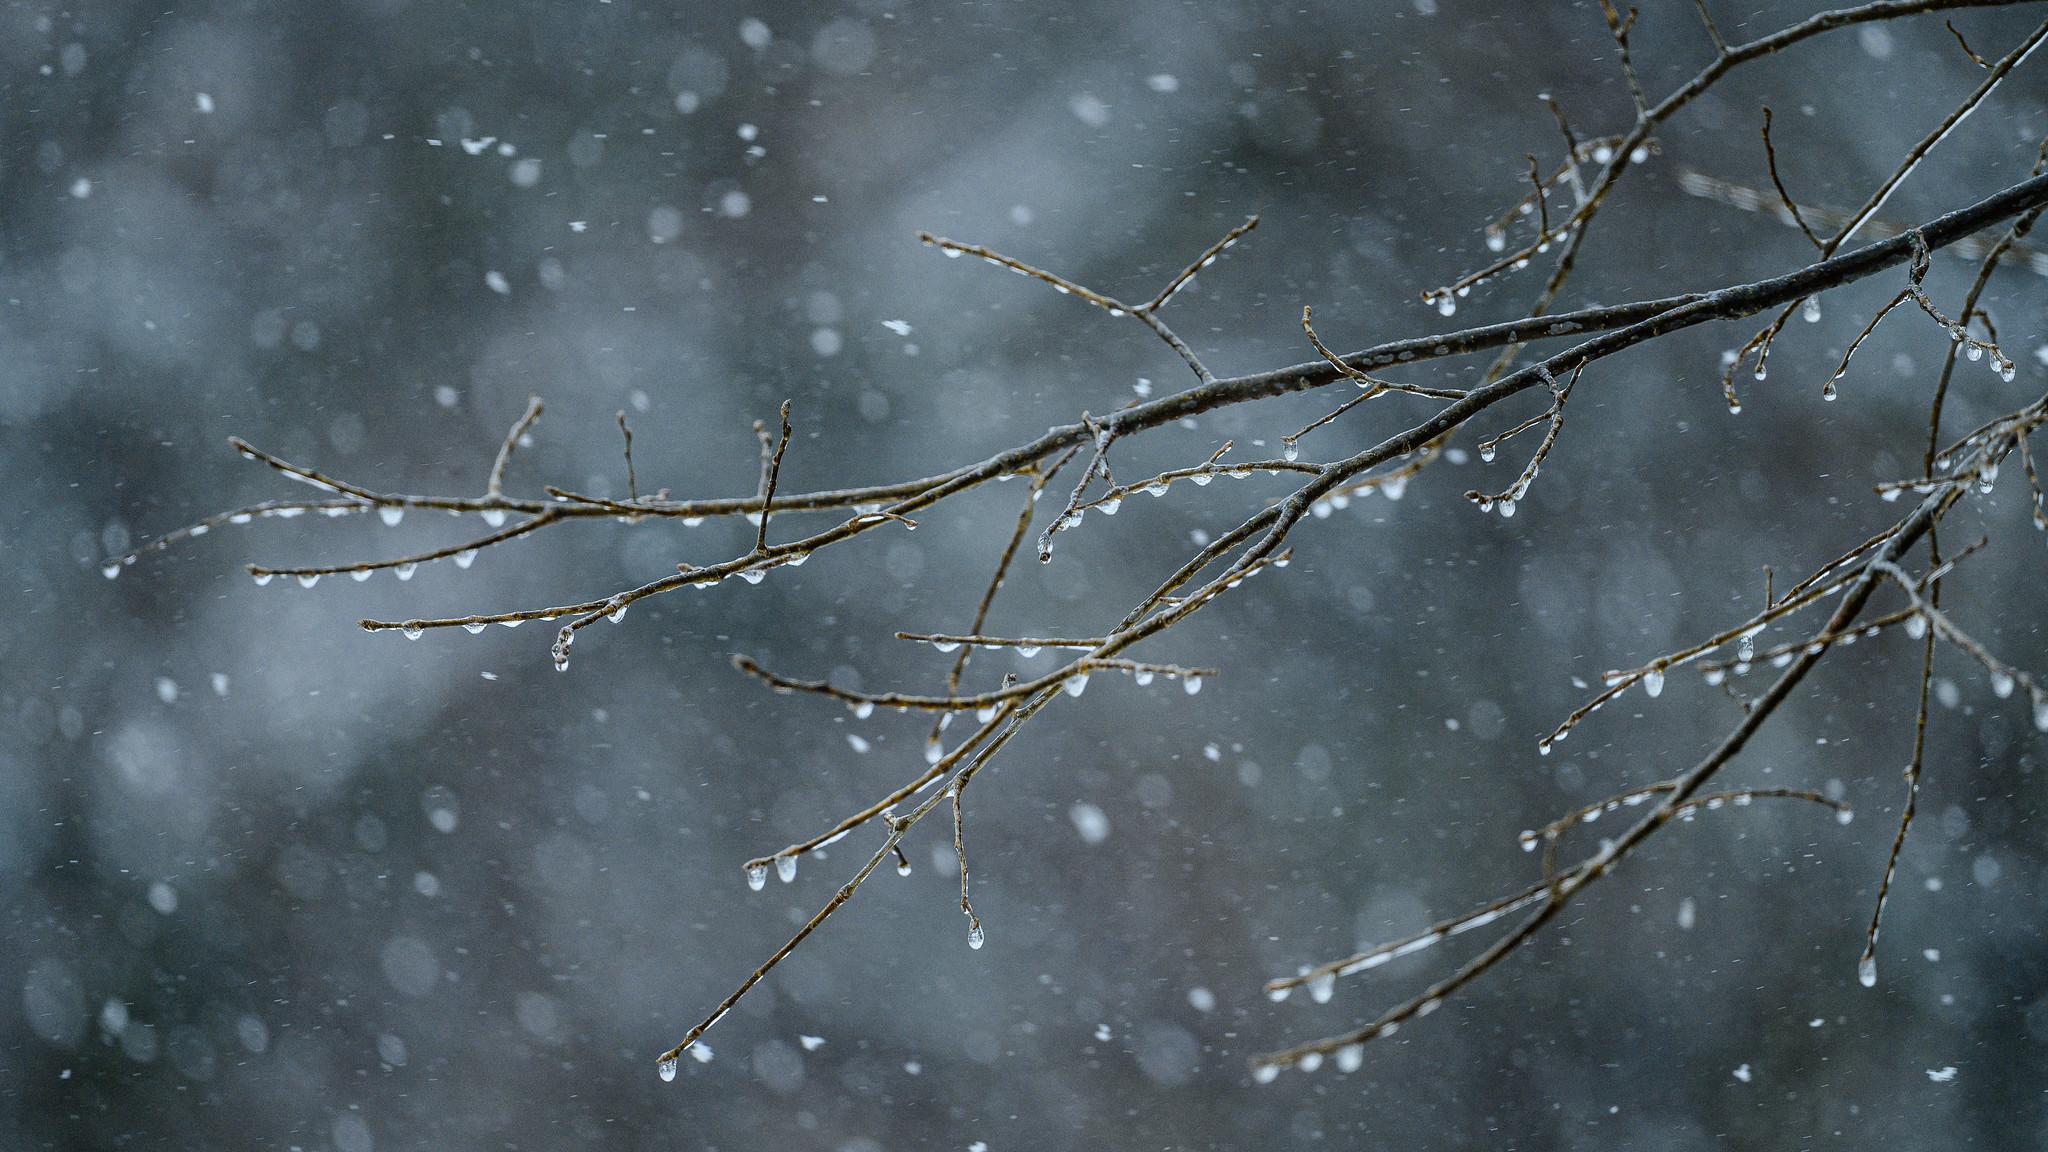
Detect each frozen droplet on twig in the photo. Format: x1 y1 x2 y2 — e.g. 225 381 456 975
659 1057 677 1082
402 626 423 640
1064 673 1089 698
297 574 320 588
1478 444 1496 463
1282 440 1299 463
395 562 417 581
1183 675 1202 695
1836 807 1854 825
925 740 944 765
351 568 373 582
1255 1064 1280 1084
608 602 628 623
1802 295 1821 323
1643 670 1664 698
1134 670 1153 686
1299 1052 1323 1072
1905 614 1927 639
738 569 765 584
379 506 404 526
1308 973 1335 1004
1858 955 1877 988
746 865 768 891
1992 672 2015 698
454 550 478 569
1266 985 1290 1003
776 855 798 883
101 562 122 580
967 924 984 949
1435 295 1456 318
854 701 874 720
1336 1044 1364 1073
481 509 506 528
463 622 485 634
933 640 960 653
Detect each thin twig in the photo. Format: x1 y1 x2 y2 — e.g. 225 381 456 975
487 396 545 499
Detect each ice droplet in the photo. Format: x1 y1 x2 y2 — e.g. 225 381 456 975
1837 807 1854 825
1643 670 1664 698
395 562 418 581
608 602 628 624
402 626 423 640
1435 295 1456 318
481 509 506 528
1336 1044 1364 1073
1905 614 1927 639
1255 1064 1280 1084
1134 670 1153 686
739 569 765 584
1308 973 1335 1004
101 562 122 579
2033 697 2048 731
1822 379 1838 401
1479 444 1496 463
1967 344 1984 362
379 506 404 526
746 865 768 891
351 568 373 582
1101 498 1122 515
1802 295 1822 323
967 925 985 949
896 859 913 876
454 550 478 569
659 1057 678 1082
1485 231 1506 252
1299 1052 1324 1072
854 701 874 720
1267 986 1291 1002
1498 499 1516 518
297 574 321 588
463 622 486 634
934 641 961 653
1858 956 1878 987
1018 645 1041 658
1183 675 1203 695
775 855 798 883
1282 440 1299 463
1064 673 1089 698
1993 672 2016 698
925 740 945 765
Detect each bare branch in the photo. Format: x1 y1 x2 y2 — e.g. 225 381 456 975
487 396 545 499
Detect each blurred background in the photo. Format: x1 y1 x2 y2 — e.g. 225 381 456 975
5 1 2048 1148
